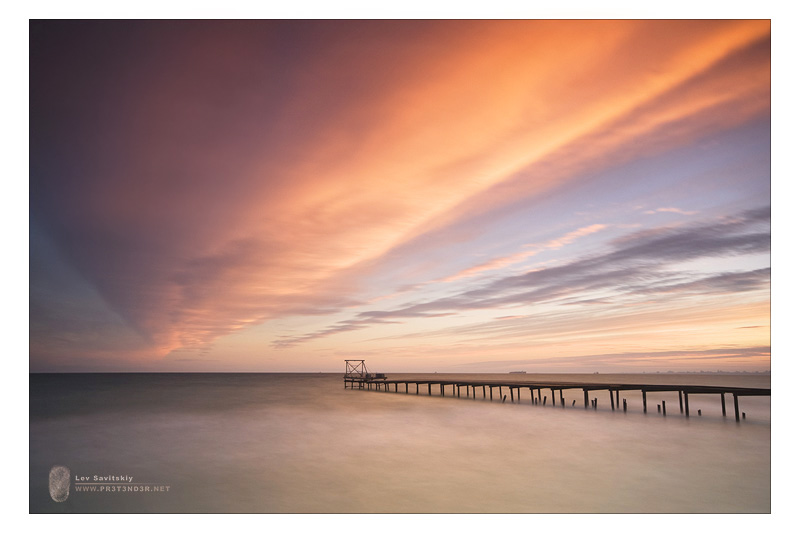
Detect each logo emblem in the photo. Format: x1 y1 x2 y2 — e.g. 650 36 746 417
49 465 70 502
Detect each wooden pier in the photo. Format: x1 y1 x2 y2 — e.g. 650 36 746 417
344 369 769 422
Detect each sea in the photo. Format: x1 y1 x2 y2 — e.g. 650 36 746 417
29 372 770 514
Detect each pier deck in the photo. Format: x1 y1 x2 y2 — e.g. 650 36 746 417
344 376 770 422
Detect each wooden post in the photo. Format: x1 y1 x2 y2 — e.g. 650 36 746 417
416 383 419 395
551 389 555 406
662 400 666 416
720 393 727 416
559 389 564 407
623 398 627 412
572 399 576 407
530 388 535 405
679 391 683 413
490 386 493 401
616 390 620 408
483 386 486 398
657 404 661 413
457 384 460 398
684 392 690 417
584 389 589 409
394 383 398 392
642 390 647 413
405 383 408 393
543 396 547 406
610 390 615 411
734 394 740 422
428 384 431 395
593 398 597 409
441 384 444 396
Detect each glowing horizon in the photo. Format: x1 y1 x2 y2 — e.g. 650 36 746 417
30 20 770 373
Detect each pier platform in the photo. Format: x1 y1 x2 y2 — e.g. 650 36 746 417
344 374 770 422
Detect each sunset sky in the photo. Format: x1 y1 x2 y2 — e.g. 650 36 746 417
29 19 771 373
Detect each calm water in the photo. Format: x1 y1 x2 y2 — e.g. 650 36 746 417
29 373 770 513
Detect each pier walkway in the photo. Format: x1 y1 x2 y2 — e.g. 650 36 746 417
344 374 770 422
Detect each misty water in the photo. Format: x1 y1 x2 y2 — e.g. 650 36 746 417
29 373 770 513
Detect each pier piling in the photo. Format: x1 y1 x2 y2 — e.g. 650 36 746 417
345 364 769 423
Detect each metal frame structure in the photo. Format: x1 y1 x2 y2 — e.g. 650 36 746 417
345 360 367 379
343 359 387 389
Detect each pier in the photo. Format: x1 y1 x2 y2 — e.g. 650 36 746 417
343 362 770 422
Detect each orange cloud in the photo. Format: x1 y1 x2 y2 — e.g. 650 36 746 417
442 224 608 283
31 21 771 361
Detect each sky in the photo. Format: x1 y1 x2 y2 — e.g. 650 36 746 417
29 19 771 373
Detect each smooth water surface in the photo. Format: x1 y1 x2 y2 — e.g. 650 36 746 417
30 373 770 513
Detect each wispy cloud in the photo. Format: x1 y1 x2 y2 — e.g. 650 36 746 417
276 207 769 347
644 207 699 215
442 224 608 283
